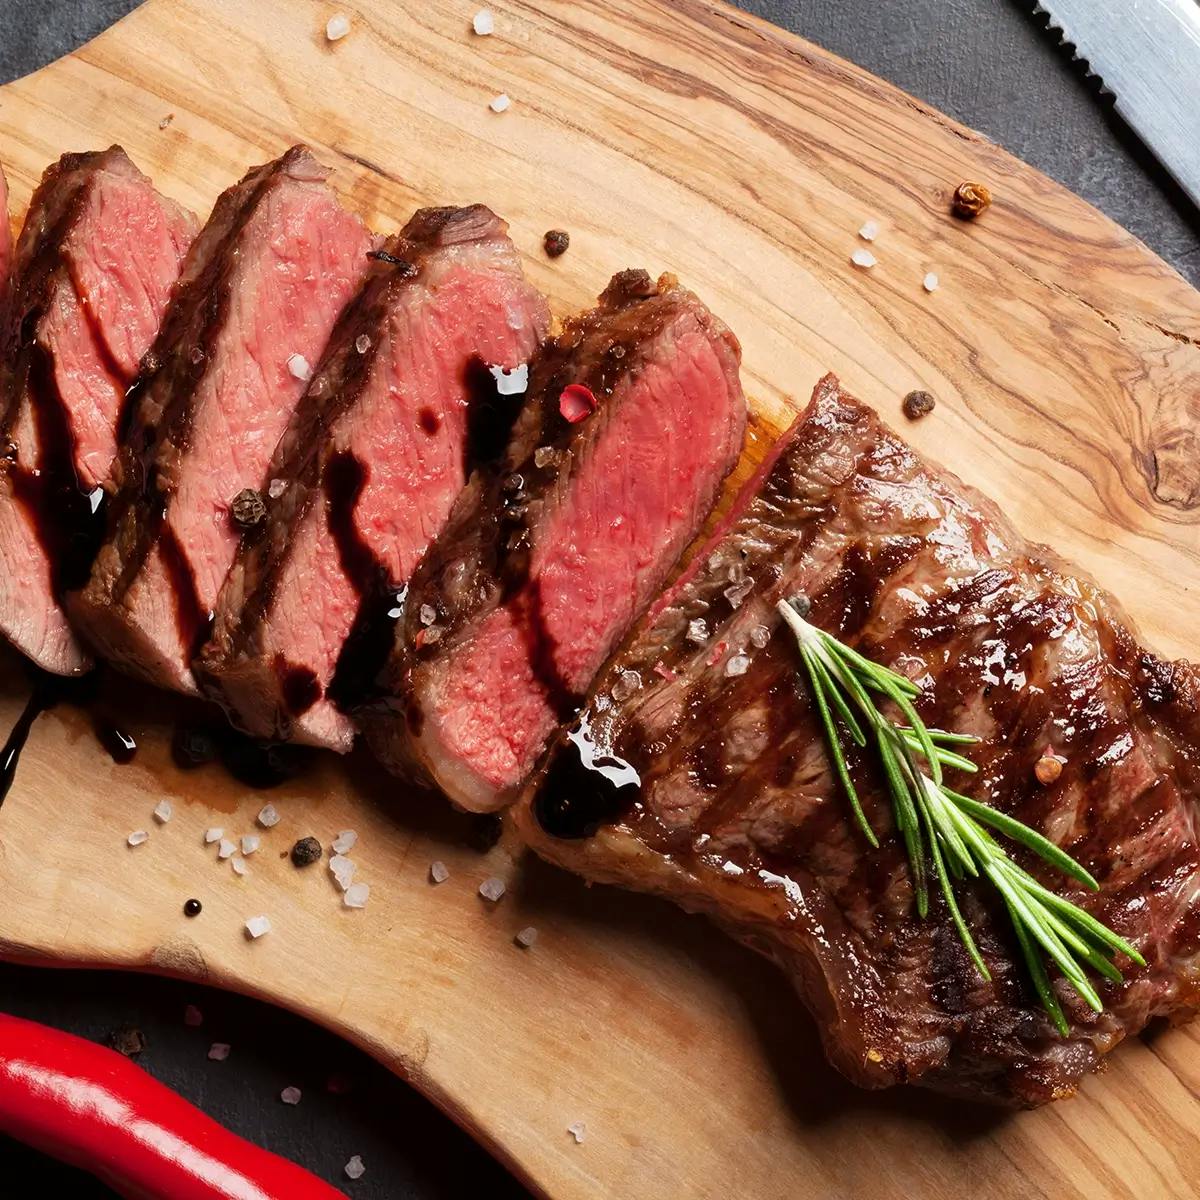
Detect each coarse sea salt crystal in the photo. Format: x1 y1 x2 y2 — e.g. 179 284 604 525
489 93 511 113
472 8 494 35
686 618 708 645
533 445 559 469
515 926 538 949
724 579 753 609
725 653 751 678
218 838 237 860
419 603 437 626
184 1004 203 1027
332 829 358 854
568 1121 586 1144
281 1086 302 1105
749 624 772 649
208 1042 231 1061
923 271 940 293
489 362 528 396
204 827 224 844
257 804 280 828
241 834 260 856
345 1156 366 1180
287 353 311 382
153 799 173 824
268 478 285 500
330 855 356 891
231 857 248 877
355 334 371 355
858 220 880 241
245 915 271 939
611 670 641 702
326 13 351 41
479 876 506 902
851 248 877 269
344 882 370 909
127 830 149 847
429 861 449 884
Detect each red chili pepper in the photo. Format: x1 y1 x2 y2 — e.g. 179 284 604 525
0 1012 348 1199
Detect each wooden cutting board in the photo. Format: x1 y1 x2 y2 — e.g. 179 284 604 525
2 2 1199 1196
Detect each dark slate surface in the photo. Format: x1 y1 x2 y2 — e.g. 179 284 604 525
0 1 1197 1196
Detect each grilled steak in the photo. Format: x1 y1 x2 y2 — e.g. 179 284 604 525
194 206 550 750
71 147 372 693
368 270 747 811
0 148 195 675
516 373 1200 1107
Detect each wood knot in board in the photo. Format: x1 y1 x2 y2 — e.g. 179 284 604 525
1146 429 1200 509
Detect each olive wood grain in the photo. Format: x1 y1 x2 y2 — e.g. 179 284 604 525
0 2 1198 1197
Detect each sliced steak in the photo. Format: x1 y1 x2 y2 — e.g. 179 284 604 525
194 206 550 751
368 270 747 811
0 148 196 675
70 146 372 693
515 373 1200 1106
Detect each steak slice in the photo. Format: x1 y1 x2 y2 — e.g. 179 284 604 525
0 148 196 675
71 146 373 693
367 270 747 811
515 373 1200 1106
194 206 550 751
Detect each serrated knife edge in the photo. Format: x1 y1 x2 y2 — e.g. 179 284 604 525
1033 0 1200 211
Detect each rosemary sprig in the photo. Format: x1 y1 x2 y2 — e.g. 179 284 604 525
776 597 1145 1034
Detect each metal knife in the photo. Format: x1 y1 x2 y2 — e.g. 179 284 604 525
1034 0 1200 210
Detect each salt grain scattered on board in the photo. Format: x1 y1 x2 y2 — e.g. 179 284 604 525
345 1156 366 1180
344 883 370 909
127 830 149 847
858 219 879 241
851 248 877 269
479 876 506 902
568 1121 586 1144
204 827 223 844
218 838 237 860
231 857 248 877
281 1086 302 1105
184 1005 203 1027
472 8 494 35
325 14 350 41
923 271 940 293
515 926 538 948
489 93 511 113
330 855 356 891
257 804 280 828
153 799 172 824
332 829 357 854
245 915 271 939
208 1043 231 1061
241 834 261 856
429 861 449 884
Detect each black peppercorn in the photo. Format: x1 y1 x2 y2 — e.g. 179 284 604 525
231 488 267 530
902 390 936 420
543 229 570 258
290 836 323 867
107 1025 147 1057
173 725 217 768
184 898 202 917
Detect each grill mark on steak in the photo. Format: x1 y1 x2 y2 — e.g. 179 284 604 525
516 373 1200 1106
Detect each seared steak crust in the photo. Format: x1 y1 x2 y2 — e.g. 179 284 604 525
367 270 747 811
516 374 1200 1106
194 206 549 749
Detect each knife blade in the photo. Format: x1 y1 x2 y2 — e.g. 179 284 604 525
1034 0 1200 211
